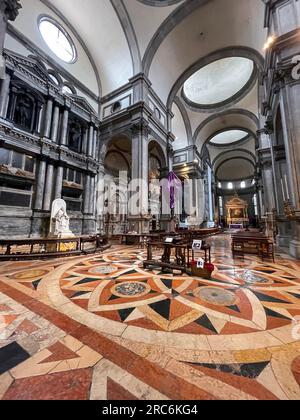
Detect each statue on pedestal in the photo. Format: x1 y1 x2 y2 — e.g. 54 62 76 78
49 199 73 238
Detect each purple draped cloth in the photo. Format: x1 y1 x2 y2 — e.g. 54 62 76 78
168 171 181 210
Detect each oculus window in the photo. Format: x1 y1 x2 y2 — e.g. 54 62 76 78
38 17 77 64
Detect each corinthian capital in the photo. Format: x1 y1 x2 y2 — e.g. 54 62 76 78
0 0 22 22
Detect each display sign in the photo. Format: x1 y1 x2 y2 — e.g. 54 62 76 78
197 258 205 269
165 237 174 244
192 240 202 250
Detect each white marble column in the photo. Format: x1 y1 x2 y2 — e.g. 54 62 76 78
88 124 94 157
82 127 88 155
89 176 95 215
50 104 60 143
54 166 63 199
60 108 69 146
84 174 91 214
92 129 98 159
43 164 54 211
43 98 53 139
34 160 47 210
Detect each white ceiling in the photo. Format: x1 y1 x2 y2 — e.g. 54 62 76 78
217 158 255 181
210 129 248 145
183 57 254 105
10 0 268 180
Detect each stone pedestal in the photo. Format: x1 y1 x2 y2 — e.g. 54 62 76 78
289 221 300 259
127 216 150 235
82 216 96 235
277 220 292 248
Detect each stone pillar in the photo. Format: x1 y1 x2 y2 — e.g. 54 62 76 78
82 126 88 155
128 122 149 234
92 129 98 159
60 108 69 146
263 0 300 257
43 164 54 211
7 85 16 120
34 160 47 210
89 176 95 215
54 166 63 199
0 72 10 118
88 124 94 157
43 98 53 139
50 103 60 143
83 174 91 214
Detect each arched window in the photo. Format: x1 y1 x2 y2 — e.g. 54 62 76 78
228 182 233 190
62 85 76 95
240 181 246 189
38 17 77 64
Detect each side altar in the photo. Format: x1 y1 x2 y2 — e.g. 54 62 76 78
226 195 249 228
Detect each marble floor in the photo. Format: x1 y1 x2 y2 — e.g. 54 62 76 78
0 234 300 400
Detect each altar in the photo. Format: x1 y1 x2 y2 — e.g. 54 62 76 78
226 195 249 227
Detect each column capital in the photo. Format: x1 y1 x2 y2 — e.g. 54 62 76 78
0 0 22 22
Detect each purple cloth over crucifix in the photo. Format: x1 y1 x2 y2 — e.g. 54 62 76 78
168 171 181 210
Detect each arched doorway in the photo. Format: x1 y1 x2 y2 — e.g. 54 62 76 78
148 140 167 232
102 135 131 237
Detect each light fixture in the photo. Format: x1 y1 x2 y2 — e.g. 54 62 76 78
263 35 276 51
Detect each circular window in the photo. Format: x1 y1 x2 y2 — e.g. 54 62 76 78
38 16 77 64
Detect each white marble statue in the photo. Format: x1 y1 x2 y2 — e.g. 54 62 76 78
49 199 73 237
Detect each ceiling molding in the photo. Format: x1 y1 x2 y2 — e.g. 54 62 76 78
142 0 212 76
167 46 265 110
110 0 142 74
212 148 257 168
216 156 256 180
173 96 193 146
193 108 260 145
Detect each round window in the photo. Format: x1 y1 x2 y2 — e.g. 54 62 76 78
38 16 77 64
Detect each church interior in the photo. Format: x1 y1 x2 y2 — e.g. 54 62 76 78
0 0 300 401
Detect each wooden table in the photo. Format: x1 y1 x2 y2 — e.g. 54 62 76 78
232 232 275 262
143 241 189 273
187 243 212 266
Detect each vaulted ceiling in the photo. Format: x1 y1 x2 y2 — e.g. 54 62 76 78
8 0 269 181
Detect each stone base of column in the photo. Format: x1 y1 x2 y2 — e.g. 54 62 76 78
288 221 300 259
127 216 150 234
30 211 50 238
277 221 292 248
289 240 300 259
82 216 96 235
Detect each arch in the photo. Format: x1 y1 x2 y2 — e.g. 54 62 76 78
193 108 259 147
212 148 257 168
173 96 193 146
142 0 211 75
215 157 256 181
206 127 254 148
167 46 264 110
148 139 167 168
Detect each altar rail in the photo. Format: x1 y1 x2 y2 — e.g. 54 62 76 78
0 235 109 261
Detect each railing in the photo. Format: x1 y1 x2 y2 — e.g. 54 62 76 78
0 235 109 260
